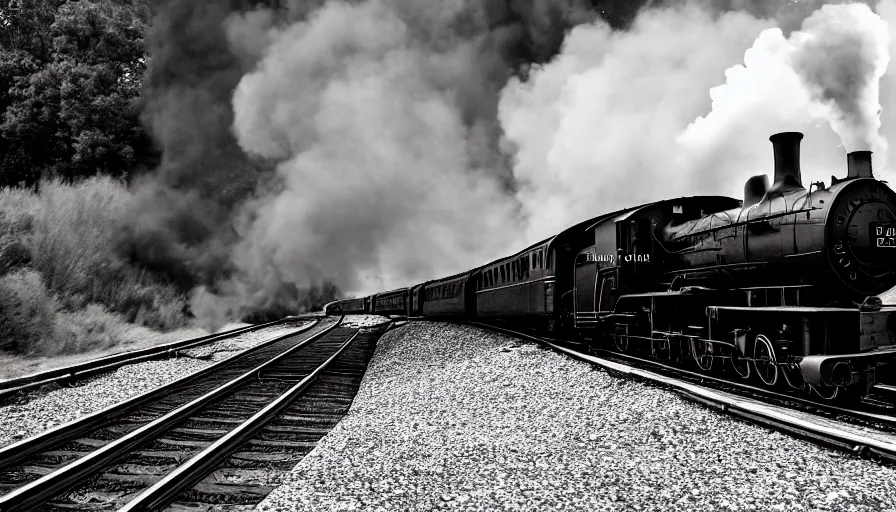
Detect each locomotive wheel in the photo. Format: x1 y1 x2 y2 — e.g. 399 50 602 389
811 384 840 401
613 324 629 353
730 348 751 379
781 364 806 391
752 334 779 387
651 334 671 360
690 338 714 371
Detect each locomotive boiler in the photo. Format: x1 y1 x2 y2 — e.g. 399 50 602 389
661 132 896 301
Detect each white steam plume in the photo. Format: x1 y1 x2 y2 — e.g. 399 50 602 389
501 2 896 244
499 5 775 242
791 3 890 153
228 0 521 297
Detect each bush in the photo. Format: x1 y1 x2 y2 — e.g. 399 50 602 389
0 186 38 275
0 269 58 353
0 177 190 355
55 304 129 354
28 176 186 329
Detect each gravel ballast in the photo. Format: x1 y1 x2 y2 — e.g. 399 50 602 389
257 322 896 512
0 322 309 449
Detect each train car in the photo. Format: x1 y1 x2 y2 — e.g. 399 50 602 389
323 297 366 315
475 214 618 332
571 132 896 400
372 288 409 317
422 271 477 317
476 238 554 327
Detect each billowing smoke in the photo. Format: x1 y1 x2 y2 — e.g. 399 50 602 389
791 4 889 152
226 0 522 301
499 5 776 242
129 0 603 325
121 0 276 296
501 1 896 243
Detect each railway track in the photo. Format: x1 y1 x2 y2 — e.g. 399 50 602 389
0 317 312 404
467 320 896 465
0 316 384 511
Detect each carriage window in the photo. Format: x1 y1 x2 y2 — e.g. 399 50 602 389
500 266 506 282
505 263 511 280
538 251 543 268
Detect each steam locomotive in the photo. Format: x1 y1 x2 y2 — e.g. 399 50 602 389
324 132 896 401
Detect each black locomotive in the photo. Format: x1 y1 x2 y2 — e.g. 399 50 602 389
324 131 896 401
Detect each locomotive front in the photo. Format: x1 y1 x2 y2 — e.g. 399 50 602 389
822 152 896 298
657 132 896 398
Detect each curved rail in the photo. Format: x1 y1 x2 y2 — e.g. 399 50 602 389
467 321 896 465
0 317 304 402
0 319 322 474
0 317 341 510
118 328 361 510
585 345 896 428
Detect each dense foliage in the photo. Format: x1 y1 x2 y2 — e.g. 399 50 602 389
0 0 156 187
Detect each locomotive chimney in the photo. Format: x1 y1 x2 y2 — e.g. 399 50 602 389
743 175 769 207
768 132 805 191
846 151 873 179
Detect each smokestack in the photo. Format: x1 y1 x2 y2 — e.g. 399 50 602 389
768 132 805 191
847 151 873 179
743 175 769 207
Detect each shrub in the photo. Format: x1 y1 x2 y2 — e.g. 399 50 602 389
0 186 38 275
0 269 58 353
55 304 129 354
28 176 186 329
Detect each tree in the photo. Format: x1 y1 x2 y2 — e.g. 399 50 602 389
0 0 155 186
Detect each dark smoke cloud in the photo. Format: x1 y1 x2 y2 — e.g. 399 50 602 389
125 0 616 326
121 0 267 288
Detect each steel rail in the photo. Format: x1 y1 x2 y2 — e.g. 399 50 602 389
484 319 896 426
0 319 324 474
118 329 362 511
0 318 302 402
467 321 896 465
584 345 896 426
0 317 344 511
